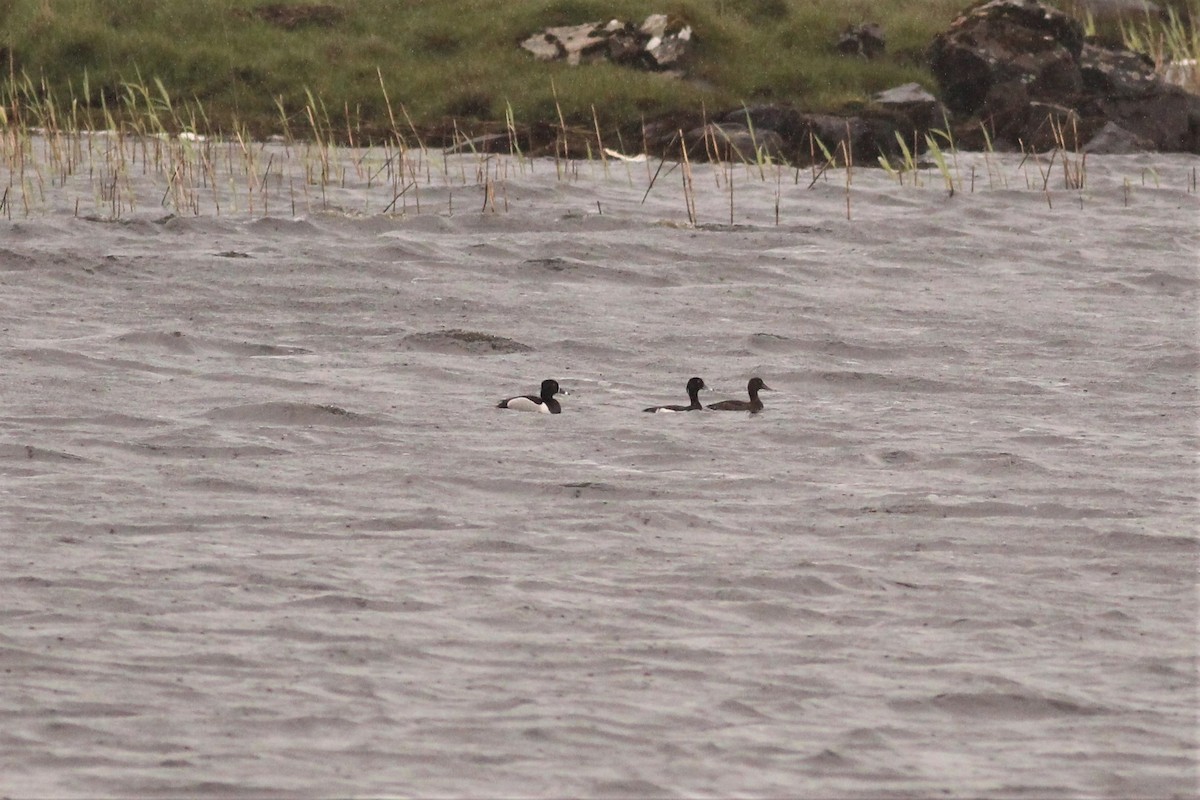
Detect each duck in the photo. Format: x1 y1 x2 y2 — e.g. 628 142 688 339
707 377 772 413
643 376 708 413
497 379 563 414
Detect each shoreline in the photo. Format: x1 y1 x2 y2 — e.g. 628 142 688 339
2 129 1197 222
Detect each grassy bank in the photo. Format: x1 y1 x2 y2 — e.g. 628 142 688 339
0 0 987 141
1 0 1196 145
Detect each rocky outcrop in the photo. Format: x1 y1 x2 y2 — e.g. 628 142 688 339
639 101 935 166
510 0 1194 163
929 0 1200 153
929 0 1085 118
521 14 692 73
685 123 786 162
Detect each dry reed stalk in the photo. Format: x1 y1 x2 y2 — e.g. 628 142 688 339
679 131 697 225
727 157 734 225
591 105 609 179
773 163 782 225
842 123 853 221
407 157 421 214
498 158 509 212
640 118 652 182
641 146 675 205
1030 146 1055 209
550 79 568 179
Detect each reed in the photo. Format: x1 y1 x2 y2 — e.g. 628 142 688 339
840 127 853 221
924 131 955 196
680 131 698 226
0 56 1189 224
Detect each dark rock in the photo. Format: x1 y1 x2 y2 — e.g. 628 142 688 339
929 0 1085 116
1083 121 1153 153
724 105 808 143
722 106 908 164
929 0 1200 153
980 80 1032 144
686 123 785 162
805 114 878 161
1092 87 1200 152
1080 43 1160 97
1019 101 1085 150
837 23 886 59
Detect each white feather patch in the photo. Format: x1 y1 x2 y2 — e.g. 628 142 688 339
504 396 549 413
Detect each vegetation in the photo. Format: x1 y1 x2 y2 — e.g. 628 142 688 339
0 0 1194 144
0 0 980 142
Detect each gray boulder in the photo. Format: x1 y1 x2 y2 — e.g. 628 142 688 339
521 14 693 73
873 82 947 134
1083 121 1154 153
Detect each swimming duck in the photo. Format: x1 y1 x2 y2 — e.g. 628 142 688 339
497 379 563 414
643 376 708 413
707 377 772 413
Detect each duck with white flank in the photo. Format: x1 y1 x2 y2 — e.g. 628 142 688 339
643 376 708 413
707 377 772 413
498 379 564 414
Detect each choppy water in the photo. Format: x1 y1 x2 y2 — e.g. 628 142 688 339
2 143 1198 797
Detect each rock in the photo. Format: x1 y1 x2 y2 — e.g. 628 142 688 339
837 23 886 59
641 14 671 39
1080 42 1160 96
1019 101 1084 150
929 0 1200 153
719 105 805 150
804 114 878 160
521 22 610 66
1077 42 1200 152
929 0 1085 116
1090 87 1200 152
1083 121 1153 153
719 106 909 165
646 26 692 70
686 123 785 162
873 82 947 133
521 14 693 73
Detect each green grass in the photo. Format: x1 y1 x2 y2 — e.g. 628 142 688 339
0 0 967 142
1 0 1195 144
